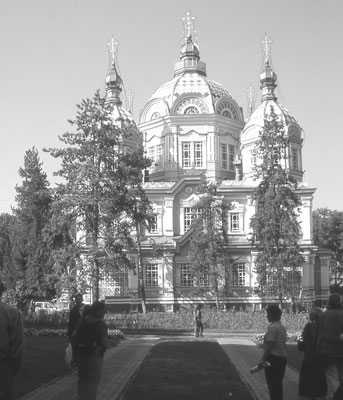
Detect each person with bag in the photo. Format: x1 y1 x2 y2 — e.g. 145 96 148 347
298 307 327 400
71 300 108 400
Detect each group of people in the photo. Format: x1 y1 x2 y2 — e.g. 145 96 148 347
257 293 343 400
2 278 343 400
0 281 108 400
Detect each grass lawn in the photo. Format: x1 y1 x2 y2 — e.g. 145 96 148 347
12 335 304 400
13 336 69 400
124 340 255 400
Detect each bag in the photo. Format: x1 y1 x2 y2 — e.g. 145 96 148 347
72 318 99 354
65 343 73 368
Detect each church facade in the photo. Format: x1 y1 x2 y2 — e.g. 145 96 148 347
101 16 331 312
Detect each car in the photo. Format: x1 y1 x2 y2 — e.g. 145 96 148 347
34 301 58 314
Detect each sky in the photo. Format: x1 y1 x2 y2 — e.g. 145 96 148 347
1 0 342 213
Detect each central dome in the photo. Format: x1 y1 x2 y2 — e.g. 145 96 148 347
140 34 243 123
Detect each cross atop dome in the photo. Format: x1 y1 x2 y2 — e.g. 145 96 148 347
108 37 119 65
182 11 197 42
246 84 255 117
260 33 273 65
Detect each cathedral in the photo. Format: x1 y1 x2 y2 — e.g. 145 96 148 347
100 14 331 312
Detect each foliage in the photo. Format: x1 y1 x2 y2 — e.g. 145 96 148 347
23 327 123 339
11 147 53 300
106 309 309 334
44 91 151 301
189 179 233 310
313 208 343 287
250 109 303 305
0 213 18 287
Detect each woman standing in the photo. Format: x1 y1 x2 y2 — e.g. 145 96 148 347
298 307 327 400
258 304 287 400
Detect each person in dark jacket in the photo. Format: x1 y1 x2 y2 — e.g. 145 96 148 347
298 307 327 399
315 293 343 400
72 300 108 400
194 304 203 337
67 293 84 340
0 278 24 400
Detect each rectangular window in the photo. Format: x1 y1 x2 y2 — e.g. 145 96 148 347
149 215 158 234
156 144 163 165
194 142 203 167
229 145 235 171
182 142 191 167
233 263 246 286
229 213 240 232
199 267 210 287
101 270 128 288
221 144 228 169
184 207 201 232
145 263 159 287
291 148 299 170
180 264 193 287
148 146 155 163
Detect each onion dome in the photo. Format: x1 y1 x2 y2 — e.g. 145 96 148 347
105 39 136 129
240 35 303 181
140 12 243 123
242 35 298 142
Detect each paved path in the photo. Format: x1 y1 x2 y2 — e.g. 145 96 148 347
218 336 299 400
18 334 300 400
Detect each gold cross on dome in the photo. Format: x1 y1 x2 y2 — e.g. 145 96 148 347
127 88 134 114
108 38 119 63
182 11 196 39
246 84 255 115
261 33 272 63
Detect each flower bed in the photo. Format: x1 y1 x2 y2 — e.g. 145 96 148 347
252 331 302 346
24 327 124 339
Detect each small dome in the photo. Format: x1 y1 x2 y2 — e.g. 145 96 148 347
180 34 200 61
111 106 136 129
242 100 297 142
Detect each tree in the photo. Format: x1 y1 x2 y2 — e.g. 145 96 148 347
249 109 303 308
0 213 18 288
45 91 151 302
125 188 155 314
313 208 343 289
12 147 53 299
189 179 232 310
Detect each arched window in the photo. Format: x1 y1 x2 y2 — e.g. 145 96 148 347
175 97 208 115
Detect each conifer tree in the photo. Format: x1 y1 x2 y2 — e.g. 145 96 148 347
45 91 151 302
13 147 53 299
249 109 303 307
189 179 232 310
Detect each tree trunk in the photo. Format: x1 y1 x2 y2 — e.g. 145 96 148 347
136 221 147 314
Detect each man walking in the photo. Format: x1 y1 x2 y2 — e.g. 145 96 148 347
0 278 24 400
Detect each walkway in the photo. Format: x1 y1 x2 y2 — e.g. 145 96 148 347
18 334 300 400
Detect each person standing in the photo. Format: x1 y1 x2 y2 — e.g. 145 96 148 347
258 304 287 400
298 307 327 400
68 293 84 340
0 278 24 400
316 293 343 400
194 304 203 337
71 300 108 400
